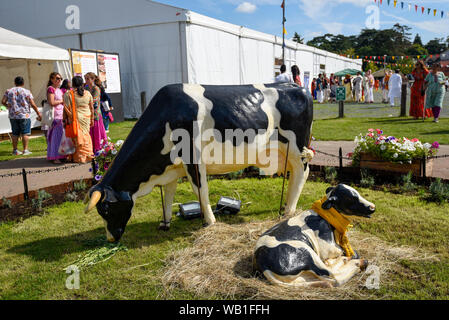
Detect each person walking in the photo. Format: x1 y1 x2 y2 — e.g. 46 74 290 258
410 61 432 119
46 72 66 164
63 76 94 163
311 78 317 100
352 72 363 103
84 72 108 153
316 74 324 103
388 69 402 107
275 64 293 83
322 73 330 102
1 76 42 155
291 65 302 86
364 70 374 103
424 63 447 123
382 70 391 103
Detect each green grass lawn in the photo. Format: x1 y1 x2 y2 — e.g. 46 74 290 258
1 178 448 299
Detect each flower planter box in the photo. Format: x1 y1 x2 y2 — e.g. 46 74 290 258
360 153 433 176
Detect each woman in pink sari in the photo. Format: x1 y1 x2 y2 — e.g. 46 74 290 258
84 72 108 153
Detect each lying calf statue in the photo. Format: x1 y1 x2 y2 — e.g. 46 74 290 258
254 184 375 288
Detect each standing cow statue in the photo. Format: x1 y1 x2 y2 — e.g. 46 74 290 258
254 184 375 287
85 83 314 243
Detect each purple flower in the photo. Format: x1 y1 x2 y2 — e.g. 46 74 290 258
89 168 93 172
95 175 102 181
432 142 440 149
94 151 101 157
104 164 109 170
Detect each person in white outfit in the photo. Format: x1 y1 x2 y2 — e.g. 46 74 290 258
388 69 402 107
364 70 374 103
275 64 293 83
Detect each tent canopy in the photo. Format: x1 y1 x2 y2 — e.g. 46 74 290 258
0 27 69 60
334 68 364 77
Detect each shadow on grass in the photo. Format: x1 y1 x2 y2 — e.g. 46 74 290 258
7 219 203 262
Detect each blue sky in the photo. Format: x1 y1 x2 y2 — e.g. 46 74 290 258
156 0 449 44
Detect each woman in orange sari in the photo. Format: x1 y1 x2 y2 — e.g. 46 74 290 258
63 76 94 163
410 60 432 119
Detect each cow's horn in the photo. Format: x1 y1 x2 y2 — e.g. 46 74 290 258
85 191 101 213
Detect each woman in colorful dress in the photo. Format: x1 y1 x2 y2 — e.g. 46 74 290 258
84 72 108 153
424 63 446 123
63 76 94 163
410 60 432 119
291 65 302 86
343 74 352 101
60 79 71 95
46 72 66 164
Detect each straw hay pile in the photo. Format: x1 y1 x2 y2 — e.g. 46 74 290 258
160 213 438 300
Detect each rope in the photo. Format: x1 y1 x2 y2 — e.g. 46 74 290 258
0 162 86 179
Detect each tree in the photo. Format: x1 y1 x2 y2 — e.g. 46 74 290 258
425 38 447 54
413 34 423 46
292 32 304 44
405 43 428 57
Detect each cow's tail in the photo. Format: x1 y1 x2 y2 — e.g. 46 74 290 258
300 147 314 164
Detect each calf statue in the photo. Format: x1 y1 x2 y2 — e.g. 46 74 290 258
85 83 314 242
254 184 375 287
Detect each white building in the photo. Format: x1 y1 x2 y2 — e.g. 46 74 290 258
0 0 362 118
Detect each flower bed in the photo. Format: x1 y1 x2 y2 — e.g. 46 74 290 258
91 138 124 181
350 129 439 175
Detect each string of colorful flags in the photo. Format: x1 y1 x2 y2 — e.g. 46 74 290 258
374 0 449 19
362 58 414 67
341 54 446 60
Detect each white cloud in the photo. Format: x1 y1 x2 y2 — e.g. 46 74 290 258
236 2 257 13
381 10 449 36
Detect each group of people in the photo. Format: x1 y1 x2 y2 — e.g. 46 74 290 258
2 72 114 163
275 64 302 86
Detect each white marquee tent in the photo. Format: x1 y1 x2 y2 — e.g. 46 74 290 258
0 27 71 134
0 0 362 119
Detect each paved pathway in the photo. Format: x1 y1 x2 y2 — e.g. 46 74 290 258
1 141 448 199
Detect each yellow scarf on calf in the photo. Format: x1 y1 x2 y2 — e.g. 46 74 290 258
311 196 355 258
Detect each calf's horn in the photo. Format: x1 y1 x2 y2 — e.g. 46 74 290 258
85 191 101 213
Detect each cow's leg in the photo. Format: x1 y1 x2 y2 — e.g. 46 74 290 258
183 163 216 226
327 257 368 287
158 179 177 231
284 158 309 216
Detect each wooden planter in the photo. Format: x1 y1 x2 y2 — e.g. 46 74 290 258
360 153 433 176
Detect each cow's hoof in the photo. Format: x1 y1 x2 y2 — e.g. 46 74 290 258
158 223 170 231
359 258 369 271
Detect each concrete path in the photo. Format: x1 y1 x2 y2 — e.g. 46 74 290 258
1 141 449 199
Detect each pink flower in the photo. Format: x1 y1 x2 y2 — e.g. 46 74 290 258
368 128 374 132
347 152 353 158
379 135 386 140
432 142 440 149
411 138 419 142
376 129 382 134
367 133 374 138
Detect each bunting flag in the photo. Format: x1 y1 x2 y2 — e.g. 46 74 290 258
375 1 448 19
283 27 287 35
280 0 284 9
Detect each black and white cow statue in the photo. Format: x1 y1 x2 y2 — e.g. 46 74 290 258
254 184 375 287
85 83 314 242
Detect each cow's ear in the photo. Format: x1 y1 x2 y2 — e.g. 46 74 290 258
325 187 335 195
322 196 337 210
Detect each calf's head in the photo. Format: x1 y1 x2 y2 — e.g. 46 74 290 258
322 184 375 218
85 186 134 242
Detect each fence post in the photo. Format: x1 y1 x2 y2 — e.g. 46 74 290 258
422 156 426 178
91 159 97 184
22 168 29 200
339 147 343 171
140 91 147 115
338 101 344 118
400 83 407 117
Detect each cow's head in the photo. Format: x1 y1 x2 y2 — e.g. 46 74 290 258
85 185 134 242
322 184 375 218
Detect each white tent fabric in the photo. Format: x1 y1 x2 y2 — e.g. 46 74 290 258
0 27 70 134
0 27 69 61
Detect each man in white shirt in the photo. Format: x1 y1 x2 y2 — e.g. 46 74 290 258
388 69 402 107
275 64 293 83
